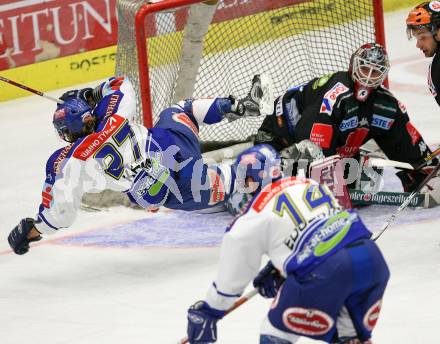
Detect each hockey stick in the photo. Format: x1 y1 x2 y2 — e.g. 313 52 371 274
178 288 259 344
0 75 64 104
369 146 440 171
373 162 440 241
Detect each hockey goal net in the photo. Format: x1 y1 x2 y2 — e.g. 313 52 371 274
115 0 385 144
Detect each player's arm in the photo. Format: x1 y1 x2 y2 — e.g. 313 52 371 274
283 74 348 158
57 76 137 122
171 74 271 128
204 213 269 311
35 159 88 234
92 76 136 121
254 84 305 150
8 149 90 254
374 99 438 192
186 212 269 343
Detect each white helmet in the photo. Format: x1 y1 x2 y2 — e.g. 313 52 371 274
349 43 390 101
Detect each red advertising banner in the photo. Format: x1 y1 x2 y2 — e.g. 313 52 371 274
0 0 118 71
0 0 308 71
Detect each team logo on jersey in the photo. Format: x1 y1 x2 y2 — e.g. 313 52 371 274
363 300 383 331
337 128 369 158
309 123 333 149
419 141 428 155
172 113 199 137
339 117 358 132
406 122 421 145
282 307 334 336
320 82 349 115
356 88 369 102
371 114 394 130
359 117 369 127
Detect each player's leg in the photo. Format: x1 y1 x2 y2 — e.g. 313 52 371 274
152 108 235 211
342 240 390 342
159 73 272 130
264 249 354 343
260 314 300 343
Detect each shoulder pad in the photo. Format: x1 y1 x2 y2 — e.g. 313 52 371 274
311 72 337 89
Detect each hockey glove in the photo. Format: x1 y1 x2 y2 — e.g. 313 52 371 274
100 77 124 97
253 261 285 298
59 88 95 108
8 218 42 255
187 301 225 343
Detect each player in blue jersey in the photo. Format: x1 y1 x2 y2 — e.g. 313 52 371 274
7 74 274 255
186 144 390 344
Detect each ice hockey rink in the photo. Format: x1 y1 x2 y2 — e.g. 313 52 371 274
1 7 440 344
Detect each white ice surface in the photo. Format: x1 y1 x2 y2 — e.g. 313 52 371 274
1 8 440 344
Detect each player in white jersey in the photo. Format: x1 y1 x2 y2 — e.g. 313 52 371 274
7 75 273 255
186 144 390 344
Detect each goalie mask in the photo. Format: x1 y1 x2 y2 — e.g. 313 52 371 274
349 43 390 101
234 144 282 194
406 2 440 40
53 98 95 143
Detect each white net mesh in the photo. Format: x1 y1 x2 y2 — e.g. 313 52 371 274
116 0 380 142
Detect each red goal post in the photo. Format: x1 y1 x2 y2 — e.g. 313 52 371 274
116 0 386 142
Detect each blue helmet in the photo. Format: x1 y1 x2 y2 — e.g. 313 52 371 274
234 144 282 193
53 97 95 143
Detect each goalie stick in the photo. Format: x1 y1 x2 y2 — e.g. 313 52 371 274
369 146 440 171
373 162 440 241
178 288 259 344
0 75 63 104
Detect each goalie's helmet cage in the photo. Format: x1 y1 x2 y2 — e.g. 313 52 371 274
115 0 386 143
350 43 390 89
406 1 440 39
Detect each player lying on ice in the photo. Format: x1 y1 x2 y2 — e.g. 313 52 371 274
254 43 440 202
186 144 390 344
7 74 274 255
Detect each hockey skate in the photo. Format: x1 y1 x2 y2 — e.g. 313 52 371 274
226 73 274 122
